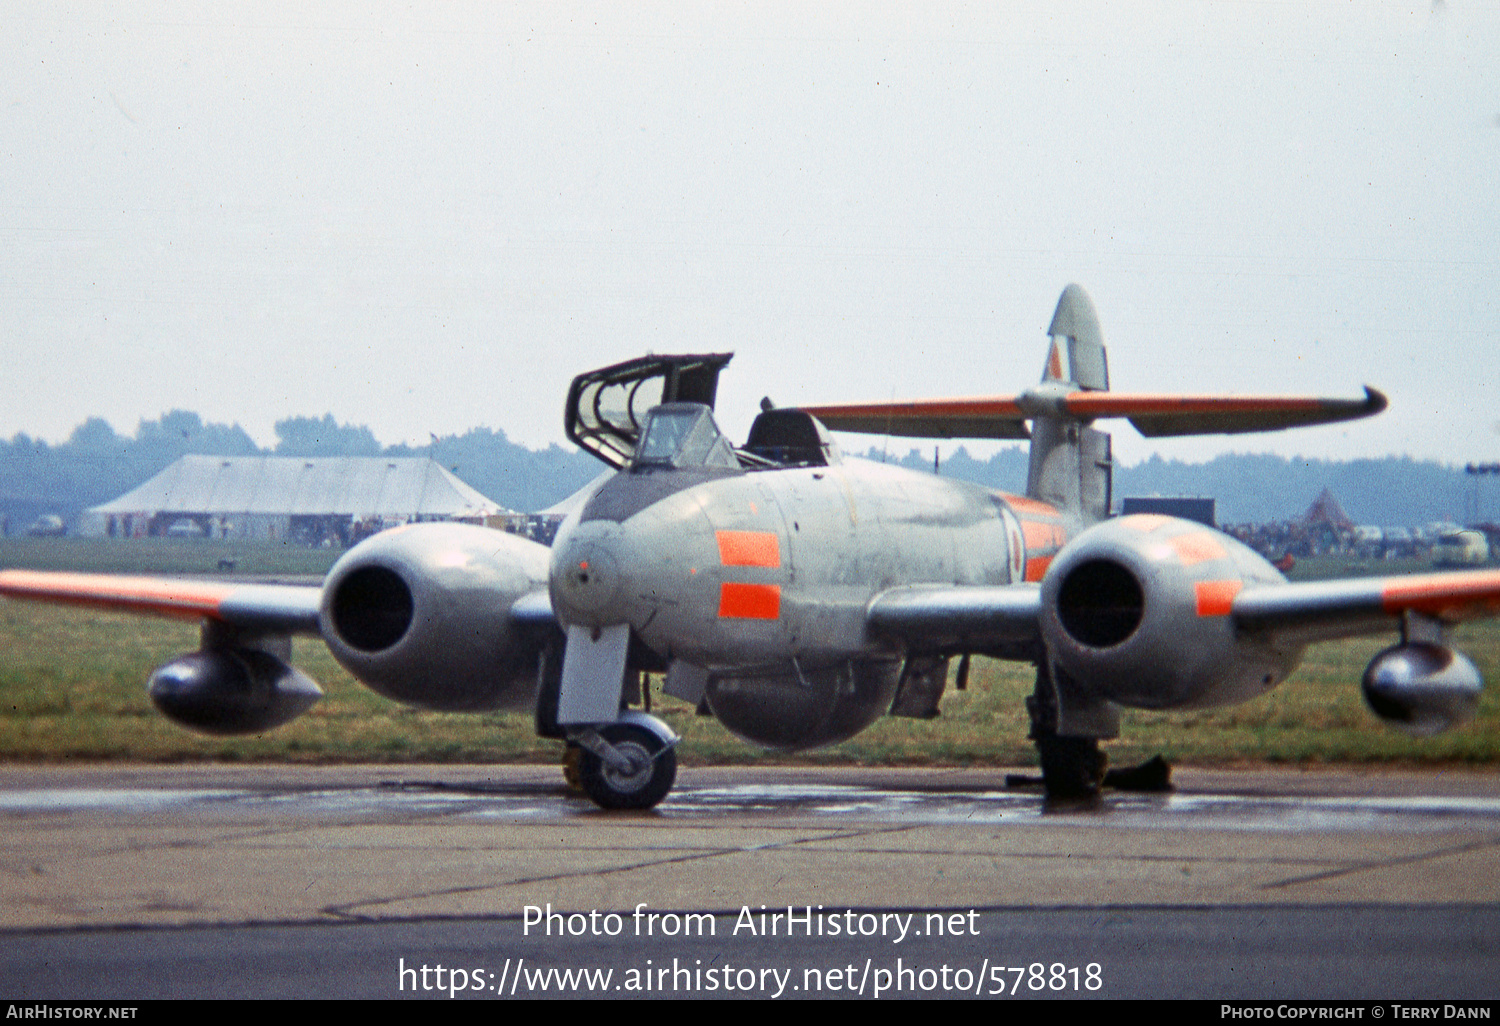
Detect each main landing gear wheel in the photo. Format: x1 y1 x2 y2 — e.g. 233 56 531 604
578 723 677 811
1036 734 1107 801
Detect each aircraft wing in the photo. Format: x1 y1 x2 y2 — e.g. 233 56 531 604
801 388 1387 440
1234 568 1500 646
0 568 560 636
864 567 1500 655
866 583 1044 649
0 569 324 635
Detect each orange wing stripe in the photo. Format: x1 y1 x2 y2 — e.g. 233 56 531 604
1381 571 1500 619
716 530 781 568
718 582 781 620
0 570 233 621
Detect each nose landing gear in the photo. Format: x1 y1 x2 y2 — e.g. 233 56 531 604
569 716 679 810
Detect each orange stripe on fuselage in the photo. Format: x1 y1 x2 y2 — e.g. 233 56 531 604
1021 521 1066 550
1002 494 1061 517
1002 496 1067 583
716 530 781 567
718 582 781 620
1194 579 1242 616
1024 557 1052 582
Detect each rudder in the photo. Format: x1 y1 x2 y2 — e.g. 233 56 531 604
1028 284 1112 521
1041 283 1109 391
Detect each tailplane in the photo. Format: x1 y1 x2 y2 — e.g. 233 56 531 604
797 283 1385 522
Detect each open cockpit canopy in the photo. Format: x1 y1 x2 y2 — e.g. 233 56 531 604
564 352 840 471
565 353 732 469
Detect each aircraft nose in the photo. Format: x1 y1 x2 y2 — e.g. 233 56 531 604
550 491 724 636
550 522 628 628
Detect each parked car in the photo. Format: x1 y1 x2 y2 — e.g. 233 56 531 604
1433 529 1490 567
25 514 65 537
165 518 205 538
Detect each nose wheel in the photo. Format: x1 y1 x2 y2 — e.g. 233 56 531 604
575 722 678 810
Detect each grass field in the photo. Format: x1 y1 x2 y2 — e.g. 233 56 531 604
0 536 340 577
2 538 1498 769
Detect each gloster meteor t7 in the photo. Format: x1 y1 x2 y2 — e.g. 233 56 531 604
4 285 1498 808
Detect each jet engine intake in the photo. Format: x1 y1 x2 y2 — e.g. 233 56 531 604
1039 515 1301 710
321 523 552 712
1362 641 1482 736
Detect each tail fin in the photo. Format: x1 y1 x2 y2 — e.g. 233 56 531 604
1042 283 1109 391
1028 285 1112 521
796 281 1382 523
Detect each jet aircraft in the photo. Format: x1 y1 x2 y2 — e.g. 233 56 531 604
4 285 1500 809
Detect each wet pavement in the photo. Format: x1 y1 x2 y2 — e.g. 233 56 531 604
3 763 1497 998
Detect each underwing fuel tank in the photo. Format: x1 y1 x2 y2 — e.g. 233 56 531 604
1039 514 1302 710
1362 641 1482 736
704 660 903 750
148 646 322 735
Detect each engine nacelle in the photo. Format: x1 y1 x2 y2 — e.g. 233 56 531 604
321 523 551 712
148 647 322 735
705 659 901 750
1362 641 1482 736
1039 515 1302 710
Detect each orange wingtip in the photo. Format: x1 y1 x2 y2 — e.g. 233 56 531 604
1380 570 1500 620
0 570 234 621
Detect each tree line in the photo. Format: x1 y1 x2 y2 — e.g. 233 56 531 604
0 411 599 532
1 410 1490 533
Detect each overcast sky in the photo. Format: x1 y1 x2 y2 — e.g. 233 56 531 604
3 2 1497 468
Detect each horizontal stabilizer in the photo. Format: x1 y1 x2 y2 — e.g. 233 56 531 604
797 399 1032 439
1099 387 1388 437
800 387 1386 440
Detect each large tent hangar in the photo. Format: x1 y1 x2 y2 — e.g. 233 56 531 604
82 455 510 545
